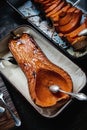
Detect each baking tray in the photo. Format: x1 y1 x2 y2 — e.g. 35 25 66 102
5 0 87 60
0 25 86 118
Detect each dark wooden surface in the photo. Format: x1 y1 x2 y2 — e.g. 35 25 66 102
0 1 87 130
0 77 20 130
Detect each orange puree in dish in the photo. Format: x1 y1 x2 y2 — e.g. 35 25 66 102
9 33 73 108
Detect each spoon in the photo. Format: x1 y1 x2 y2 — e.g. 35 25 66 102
0 106 5 113
0 92 21 126
49 85 87 101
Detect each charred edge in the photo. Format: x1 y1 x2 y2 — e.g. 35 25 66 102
32 71 36 79
10 31 21 40
27 34 39 49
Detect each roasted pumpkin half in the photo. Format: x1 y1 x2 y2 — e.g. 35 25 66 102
9 33 73 108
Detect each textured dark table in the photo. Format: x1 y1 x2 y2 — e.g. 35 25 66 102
1 1 87 130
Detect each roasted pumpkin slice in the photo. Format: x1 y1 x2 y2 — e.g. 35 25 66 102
43 0 60 10
45 0 62 13
58 8 82 26
58 12 73 26
57 11 82 34
51 3 71 20
66 18 87 38
46 1 66 17
67 6 77 13
71 36 87 50
9 33 73 108
39 0 51 4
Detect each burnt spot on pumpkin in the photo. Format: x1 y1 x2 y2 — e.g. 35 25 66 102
32 71 36 78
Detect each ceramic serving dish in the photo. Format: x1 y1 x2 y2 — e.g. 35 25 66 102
0 25 86 118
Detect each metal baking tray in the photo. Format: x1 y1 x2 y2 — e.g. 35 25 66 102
5 0 87 60
0 25 86 118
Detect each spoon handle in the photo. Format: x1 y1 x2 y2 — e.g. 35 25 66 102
72 93 87 101
59 89 87 101
1 96 21 126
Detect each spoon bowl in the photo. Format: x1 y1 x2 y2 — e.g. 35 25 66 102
0 106 5 113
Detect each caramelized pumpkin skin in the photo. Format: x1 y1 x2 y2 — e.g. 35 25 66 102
9 33 73 107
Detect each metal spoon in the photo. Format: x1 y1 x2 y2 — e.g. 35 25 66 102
0 92 21 126
49 85 87 101
78 29 87 36
0 106 5 113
